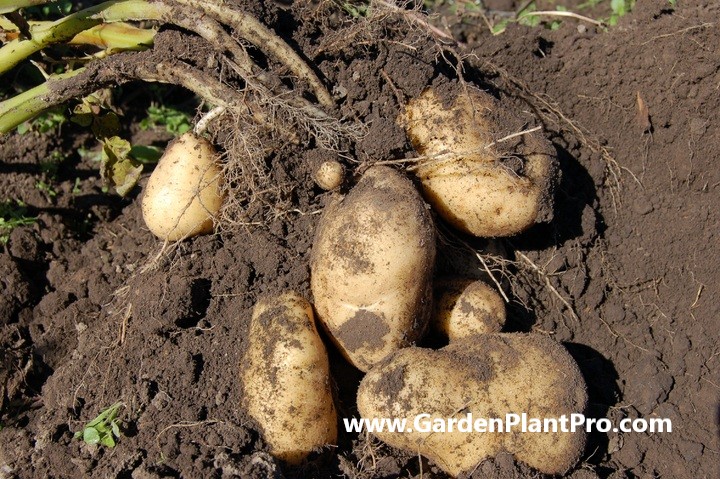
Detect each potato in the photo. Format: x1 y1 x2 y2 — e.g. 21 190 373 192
433 278 505 340
314 160 345 190
310 166 435 372
141 132 223 241
401 87 556 238
241 292 337 464
357 333 587 476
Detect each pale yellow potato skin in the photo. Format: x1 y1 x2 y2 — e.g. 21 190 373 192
310 166 435 372
357 333 587 476
241 292 337 464
402 88 555 238
314 160 345 190
141 133 223 241
433 278 506 340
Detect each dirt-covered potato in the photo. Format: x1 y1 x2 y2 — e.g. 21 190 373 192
401 87 556 238
241 292 337 464
433 278 505 340
314 160 345 190
310 166 435 372
141 132 223 241
357 333 587 476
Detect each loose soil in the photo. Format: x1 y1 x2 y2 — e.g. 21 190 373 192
1 1 718 478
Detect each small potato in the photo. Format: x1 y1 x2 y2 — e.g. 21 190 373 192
241 292 337 464
433 278 505 340
357 333 587 476
311 166 435 372
141 132 223 241
401 87 556 238
314 160 345 190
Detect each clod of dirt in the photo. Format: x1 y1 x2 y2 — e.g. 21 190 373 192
130 274 212 329
0 254 33 325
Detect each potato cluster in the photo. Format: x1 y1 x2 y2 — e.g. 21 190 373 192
151 86 583 475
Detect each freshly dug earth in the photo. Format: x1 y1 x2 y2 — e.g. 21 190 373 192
0 0 718 478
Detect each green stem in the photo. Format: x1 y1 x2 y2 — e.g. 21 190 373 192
0 67 83 132
70 23 156 51
0 59 240 134
0 0 168 75
0 0 49 14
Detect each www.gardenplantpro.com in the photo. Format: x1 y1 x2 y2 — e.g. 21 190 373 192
344 412 673 435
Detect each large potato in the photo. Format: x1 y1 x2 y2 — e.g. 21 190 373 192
141 132 223 241
401 87 556 238
311 166 435 372
433 278 505 340
357 333 587 476
241 292 337 464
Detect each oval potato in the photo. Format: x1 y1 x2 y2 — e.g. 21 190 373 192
311 166 435 372
402 87 556 238
141 132 223 241
433 278 505 340
357 333 587 476
241 292 337 464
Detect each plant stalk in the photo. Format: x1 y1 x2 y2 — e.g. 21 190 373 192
0 0 48 15
0 67 83 132
0 0 168 75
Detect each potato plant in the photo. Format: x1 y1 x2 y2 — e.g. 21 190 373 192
0 0 352 237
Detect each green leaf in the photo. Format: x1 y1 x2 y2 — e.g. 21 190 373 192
83 427 101 445
71 102 94 127
111 421 121 438
130 145 162 163
491 19 511 35
100 136 143 197
140 104 192 135
100 433 116 448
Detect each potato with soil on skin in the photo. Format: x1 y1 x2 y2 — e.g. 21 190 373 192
310 166 435 372
314 160 345 190
401 87 557 238
433 278 506 340
141 132 224 241
357 333 588 476
241 292 337 464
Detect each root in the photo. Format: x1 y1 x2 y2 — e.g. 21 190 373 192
483 61 624 209
357 430 379 471
173 0 333 107
515 251 579 323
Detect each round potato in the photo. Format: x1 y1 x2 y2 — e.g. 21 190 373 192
357 333 587 476
433 278 505 340
401 87 556 238
241 292 337 464
310 166 435 372
141 132 223 241
314 160 345 190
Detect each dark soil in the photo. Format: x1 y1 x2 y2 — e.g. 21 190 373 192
1 1 718 478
